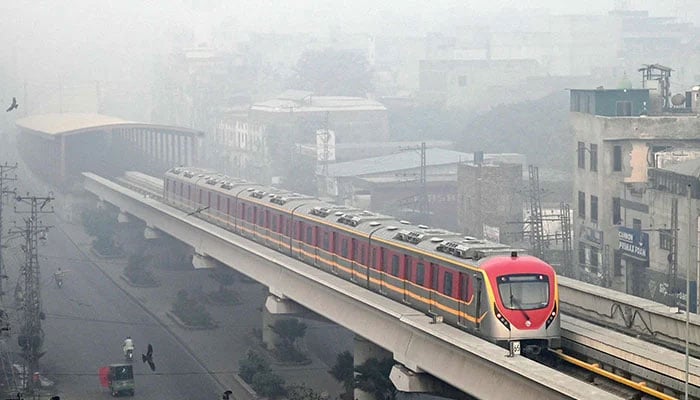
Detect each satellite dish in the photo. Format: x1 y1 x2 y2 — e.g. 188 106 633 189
671 93 686 106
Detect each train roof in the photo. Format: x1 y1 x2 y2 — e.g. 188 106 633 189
166 167 531 270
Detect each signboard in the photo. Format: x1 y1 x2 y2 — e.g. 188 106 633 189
316 129 336 162
618 227 649 262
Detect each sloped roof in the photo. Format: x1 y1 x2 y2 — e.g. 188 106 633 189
662 157 700 178
16 113 204 138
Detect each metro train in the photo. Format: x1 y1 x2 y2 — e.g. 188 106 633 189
163 167 561 355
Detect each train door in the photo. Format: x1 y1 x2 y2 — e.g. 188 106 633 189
313 226 320 267
350 238 357 281
379 247 387 292
239 203 246 234
226 198 232 226
403 255 412 303
429 263 439 312
331 232 338 274
458 272 472 325
297 220 305 259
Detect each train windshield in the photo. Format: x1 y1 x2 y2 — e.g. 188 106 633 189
497 275 549 310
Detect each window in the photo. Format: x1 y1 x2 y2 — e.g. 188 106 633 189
590 195 598 223
306 227 313 244
498 275 549 310
660 230 672 251
578 246 586 267
633 218 642 232
612 197 621 225
589 143 598 172
578 191 586 218
272 215 278 231
614 251 622 277
458 75 467 87
323 232 329 250
391 255 399 276
590 247 599 267
616 101 632 116
577 142 586 169
416 263 425 285
444 272 453 297
405 258 413 281
613 145 622 171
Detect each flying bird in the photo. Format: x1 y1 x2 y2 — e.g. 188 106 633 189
6 97 18 112
142 343 155 371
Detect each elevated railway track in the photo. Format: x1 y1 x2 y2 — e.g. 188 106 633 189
92 171 700 399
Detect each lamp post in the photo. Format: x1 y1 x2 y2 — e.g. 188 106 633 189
686 184 692 400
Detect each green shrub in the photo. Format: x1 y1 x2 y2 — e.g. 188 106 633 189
238 350 270 384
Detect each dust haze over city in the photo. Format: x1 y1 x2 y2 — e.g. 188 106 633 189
1 0 700 399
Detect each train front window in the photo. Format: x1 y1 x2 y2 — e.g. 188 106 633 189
497 275 549 310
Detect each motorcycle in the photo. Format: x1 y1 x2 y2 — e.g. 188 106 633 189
124 348 133 362
54 274 63 288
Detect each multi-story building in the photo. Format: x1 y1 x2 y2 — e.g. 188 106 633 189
571 83 700 299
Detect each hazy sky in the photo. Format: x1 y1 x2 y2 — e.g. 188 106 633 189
1 0 698 92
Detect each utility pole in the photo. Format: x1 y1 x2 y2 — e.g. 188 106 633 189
0 163 18 302
399 142 428 222
560 202 573 277
527 165 545 259
10 194 53 396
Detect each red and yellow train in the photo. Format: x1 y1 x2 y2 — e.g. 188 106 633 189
163 167 561 355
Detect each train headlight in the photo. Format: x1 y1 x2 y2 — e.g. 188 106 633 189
493 304 510 330
525 320 531 327
546 303 558 329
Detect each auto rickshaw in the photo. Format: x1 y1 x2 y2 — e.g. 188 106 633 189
100 363 134 397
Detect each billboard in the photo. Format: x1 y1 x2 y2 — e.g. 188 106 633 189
618 226 649 262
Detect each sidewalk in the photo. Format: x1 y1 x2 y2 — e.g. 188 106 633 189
58 218 344 399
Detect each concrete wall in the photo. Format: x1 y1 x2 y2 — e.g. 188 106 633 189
457 163 523 240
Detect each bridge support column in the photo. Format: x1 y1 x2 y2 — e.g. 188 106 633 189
261 294 305 350
144 226 161 240
192 251 217 269
354 336 390 400
117 211 131 223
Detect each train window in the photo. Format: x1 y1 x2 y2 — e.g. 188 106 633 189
306 227 313 244
216 195 221 211
352 240 358 261
323 232 329 250
271 215 278 231
285 220 291 236
416 263 425 285
165 179 169 192
179 182 183 197
341 239 348 258
360 246 366 265
208 191 211 206
198 190 203 204
380 248 386 271
391 255 399 276
444 272 453 297
258 210 264 226
371 248 377 268
247 208 253 222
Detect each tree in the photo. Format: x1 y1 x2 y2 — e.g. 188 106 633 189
171 289 213 327
269 318 308 362
251 371 286 398
329 351 354 399
291 48 373 96
354 357 396 400
238 350 271 383
287 384 326 400
81 207 119 255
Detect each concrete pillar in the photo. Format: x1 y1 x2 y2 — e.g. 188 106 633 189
117 211 131 223
192 252 216 269
354 336 389 400
144 226 161 240
261 294 305 350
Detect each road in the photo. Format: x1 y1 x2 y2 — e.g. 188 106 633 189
3 211 222 399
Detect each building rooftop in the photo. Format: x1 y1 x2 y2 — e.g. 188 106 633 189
16 113 203 138
251 91 387 113
661 157 700 178
323 149 524 178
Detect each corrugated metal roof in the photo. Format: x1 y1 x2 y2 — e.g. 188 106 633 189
16 113 134 135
